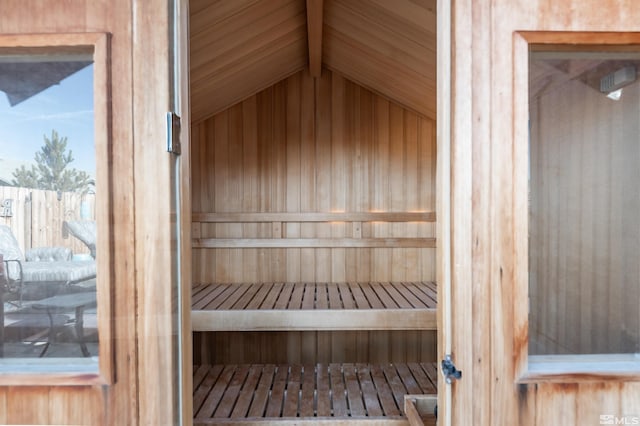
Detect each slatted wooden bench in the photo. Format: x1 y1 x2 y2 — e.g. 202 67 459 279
193 362 437 425
191 281 437 331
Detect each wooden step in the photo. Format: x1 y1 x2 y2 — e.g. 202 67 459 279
193 363 437 424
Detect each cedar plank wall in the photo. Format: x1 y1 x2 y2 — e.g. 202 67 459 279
192 69 437 364
194 330 437 365
0 0 136 425
451 1 640 425
192 69 436 284
529 78 640 355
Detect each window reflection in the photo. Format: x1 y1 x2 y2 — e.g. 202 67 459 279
0 54 98 360
528 48 640 355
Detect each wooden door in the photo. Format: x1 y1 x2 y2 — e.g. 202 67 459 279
0 1 190 424
443 1 640 425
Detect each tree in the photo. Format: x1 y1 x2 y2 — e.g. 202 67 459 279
12 130 93 193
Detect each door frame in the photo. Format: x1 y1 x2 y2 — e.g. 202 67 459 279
175 0 193 423
436 0 453 425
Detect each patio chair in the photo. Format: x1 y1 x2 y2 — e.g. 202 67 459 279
0 225 96 303
62 220 96 258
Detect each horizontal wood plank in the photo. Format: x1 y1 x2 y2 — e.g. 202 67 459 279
193 211 436 222
192 309 436 331
194 237 436 248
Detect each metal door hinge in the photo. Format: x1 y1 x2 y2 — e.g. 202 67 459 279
442 354 462 384
167 112 182 155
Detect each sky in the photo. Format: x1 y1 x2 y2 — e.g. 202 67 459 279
0 64 95 180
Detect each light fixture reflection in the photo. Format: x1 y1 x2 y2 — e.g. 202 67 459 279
606 88 623 101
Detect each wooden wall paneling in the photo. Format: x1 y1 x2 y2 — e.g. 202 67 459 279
191 69 436 283
420 117 436 281
287 331 302 363
0 0 137 423
344 81 359 281
286 72 302 282
242 96 260 283
194 331 436 364
330 72 347 282
534 384 577 425
622 382 640 421
575 383 621 425
228 104 245 282
195 330 437 364
300 71 317 282
314 69 332 282
389 103 406 283
49 387 103 425
468 0 492 425
405 111 419 282
446 1 640 424
357 93 369 279
6 387 49 424
315 79 332 258
213 111 231 283
373 97 392 281
273 81 288 282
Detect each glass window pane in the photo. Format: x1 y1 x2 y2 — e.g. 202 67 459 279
529 46 640 355
0 51 98 364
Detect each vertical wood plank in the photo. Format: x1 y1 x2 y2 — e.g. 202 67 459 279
6 387 49 424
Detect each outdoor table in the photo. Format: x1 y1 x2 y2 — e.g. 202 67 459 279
32 292 97 357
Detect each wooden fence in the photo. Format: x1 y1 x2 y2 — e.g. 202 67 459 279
0 186 96 256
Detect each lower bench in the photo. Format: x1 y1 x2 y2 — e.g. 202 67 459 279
193 363 437 425
192 282 437 331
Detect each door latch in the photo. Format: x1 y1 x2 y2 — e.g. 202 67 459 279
441 354 462 384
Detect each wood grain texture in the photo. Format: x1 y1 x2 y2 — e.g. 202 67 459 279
190 0 436 122
449 0 640 425
191 69 436 284
306 0 324 78
133 0 181 424
0 0 137 423
323 0 436 119
190 0 308 122
194 333 436 365
193 363 436 422
191 282 437 331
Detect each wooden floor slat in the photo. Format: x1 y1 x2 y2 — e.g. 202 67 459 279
356 364 384 417
193 363 437 422
230 365 262 418
247 364 275 418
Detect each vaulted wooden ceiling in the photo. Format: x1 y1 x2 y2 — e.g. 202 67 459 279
190 0 437 123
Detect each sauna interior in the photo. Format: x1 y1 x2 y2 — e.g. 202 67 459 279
189 0 438 423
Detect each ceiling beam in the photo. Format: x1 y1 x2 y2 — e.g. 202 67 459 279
306 0 324 78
